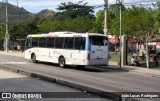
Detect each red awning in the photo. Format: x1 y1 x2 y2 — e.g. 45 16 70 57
128 39 137 43
108 38 119 43
108 38 137 43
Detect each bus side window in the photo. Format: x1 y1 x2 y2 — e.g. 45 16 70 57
55 37 64 49
74 37 85 50
39 37 46 47
64 37 74 49
46 37 54 48
81 38 85 49
32 37 38 47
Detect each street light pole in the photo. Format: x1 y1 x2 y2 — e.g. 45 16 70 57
4 0 9 53
104 0 108 36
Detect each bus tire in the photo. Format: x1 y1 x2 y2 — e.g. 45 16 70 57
59 56 66 68
31 53 37 63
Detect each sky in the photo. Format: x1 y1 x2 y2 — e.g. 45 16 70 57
2 0 159 13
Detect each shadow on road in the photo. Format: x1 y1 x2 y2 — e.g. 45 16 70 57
33 61 129 73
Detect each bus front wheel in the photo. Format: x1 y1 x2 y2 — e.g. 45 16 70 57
31 54 37 63
59 57 66 68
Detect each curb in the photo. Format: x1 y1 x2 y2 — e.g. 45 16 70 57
0 65 122 101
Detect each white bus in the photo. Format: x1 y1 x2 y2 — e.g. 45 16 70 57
24 32 109 68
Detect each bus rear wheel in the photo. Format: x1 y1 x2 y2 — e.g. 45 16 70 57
59 57 66 68
31 54 37 63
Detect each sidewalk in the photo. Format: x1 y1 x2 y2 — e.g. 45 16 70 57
0 50 24 57
109 61 160 77
0 50 160 77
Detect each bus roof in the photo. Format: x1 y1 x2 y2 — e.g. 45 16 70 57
27 32 106 38
49 32 75 34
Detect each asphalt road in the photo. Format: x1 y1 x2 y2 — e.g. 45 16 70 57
0 53 160 101
0 69 108 101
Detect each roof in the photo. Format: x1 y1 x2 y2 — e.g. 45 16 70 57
27 32 106 38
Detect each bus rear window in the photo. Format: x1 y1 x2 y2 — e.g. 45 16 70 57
89 36 108 46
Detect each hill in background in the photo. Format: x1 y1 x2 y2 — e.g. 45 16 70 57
36 9 56 19
0 2 56 23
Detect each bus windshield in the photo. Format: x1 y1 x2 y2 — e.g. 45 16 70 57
89 36 108 46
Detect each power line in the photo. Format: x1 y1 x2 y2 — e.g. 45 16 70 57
93 1 159 9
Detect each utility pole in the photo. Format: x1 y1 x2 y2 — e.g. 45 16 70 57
17 0 18 22
17 0 19 22
118 0 122 68
146 32 150 68
104 0 108 36
4 0 9 53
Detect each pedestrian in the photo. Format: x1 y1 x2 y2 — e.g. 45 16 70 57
155 55 158 67
17 44 20 52
13 45 17 52
152 54 156 62
141 52 145 60
130 56 136 66
135 57 140 67
151 54 158 67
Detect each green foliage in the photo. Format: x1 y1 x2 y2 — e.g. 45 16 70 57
109 6 155 42
25 16 39 34
57 1 94 18
38 1 95 33
9 23 28 41
154 5 160 34
38 15 94 33
0 23 5 38
9 17 39 42
127 7 155 42
91 10 104 33
72 16 94 32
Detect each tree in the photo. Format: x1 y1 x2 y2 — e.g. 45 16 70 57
110 6 156 68
56 0 94 19
72 15 94 32
154 4 160 34
9 17 39 42
91 10 104 33
9 23 28 42
38 15 94 33
90 4 126 34
37 1 95 33
131 7 155 42
109 6 155 41
25 16 40 34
